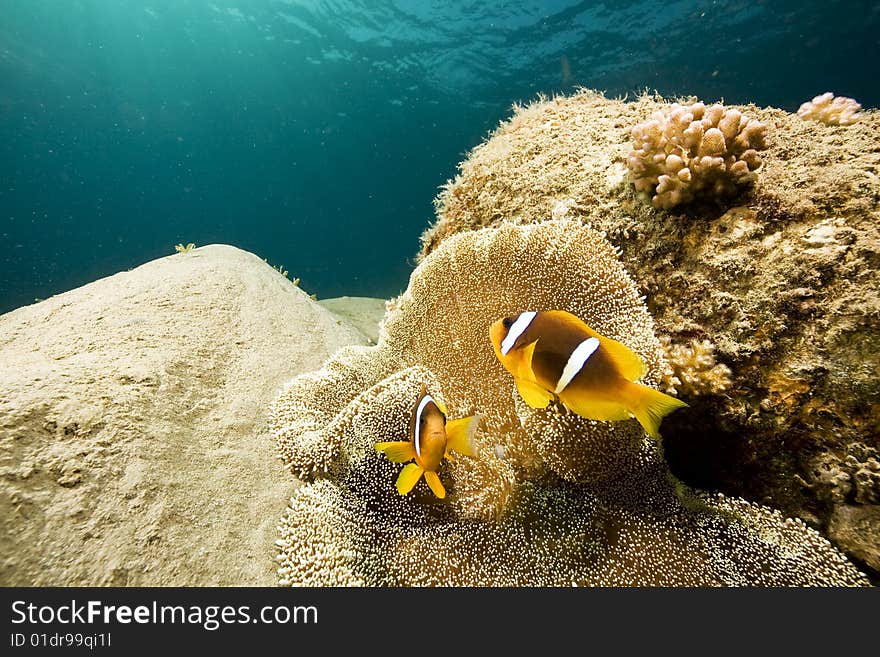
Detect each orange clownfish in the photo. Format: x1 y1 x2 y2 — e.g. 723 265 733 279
489 310 687 438
374 385 478 499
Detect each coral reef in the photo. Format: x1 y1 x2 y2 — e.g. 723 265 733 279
421 89 880 576
798 92 864 126
270 220 869 586
627 102 768 209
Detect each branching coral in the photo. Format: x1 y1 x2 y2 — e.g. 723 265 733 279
269 219 869 586
798 92 863 126
659 336 733 396
627 102 769 209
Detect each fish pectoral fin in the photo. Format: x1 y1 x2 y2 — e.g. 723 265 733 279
558 389 632 422
445 415 479 456
506 339 555 408
375 441 417 463
396 463 424 495
423 471 446 499
515 378 555 409
516 339 540 380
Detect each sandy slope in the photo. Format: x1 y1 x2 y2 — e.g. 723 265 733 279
318 296 387 344
0 245 375 586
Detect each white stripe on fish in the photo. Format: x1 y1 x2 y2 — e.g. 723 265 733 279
413 394 435 458
554 337 600 394
500 311 537 355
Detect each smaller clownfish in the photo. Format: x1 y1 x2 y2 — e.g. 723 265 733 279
375 385 478 499
490 310 687 439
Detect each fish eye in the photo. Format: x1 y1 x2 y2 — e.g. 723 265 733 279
502 316 514 329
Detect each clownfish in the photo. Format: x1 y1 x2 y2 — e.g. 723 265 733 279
374 385 478 499
489 310 687 439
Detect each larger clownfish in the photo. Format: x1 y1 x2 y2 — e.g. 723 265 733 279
489 310 687 439
375 385 478 499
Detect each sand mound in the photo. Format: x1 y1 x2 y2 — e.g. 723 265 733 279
318 296 387 344
0 245 369 585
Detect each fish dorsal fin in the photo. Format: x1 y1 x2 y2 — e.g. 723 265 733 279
596 334 647 382
544 310 647 382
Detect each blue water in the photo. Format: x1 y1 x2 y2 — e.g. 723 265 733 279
1 1 877 313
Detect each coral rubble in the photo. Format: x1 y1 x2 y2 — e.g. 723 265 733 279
421 89 880 576
270 220 869 586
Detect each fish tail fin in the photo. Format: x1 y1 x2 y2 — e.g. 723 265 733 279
445 414 480 457
626 382 688 439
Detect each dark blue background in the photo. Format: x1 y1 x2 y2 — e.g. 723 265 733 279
1 0 877 313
